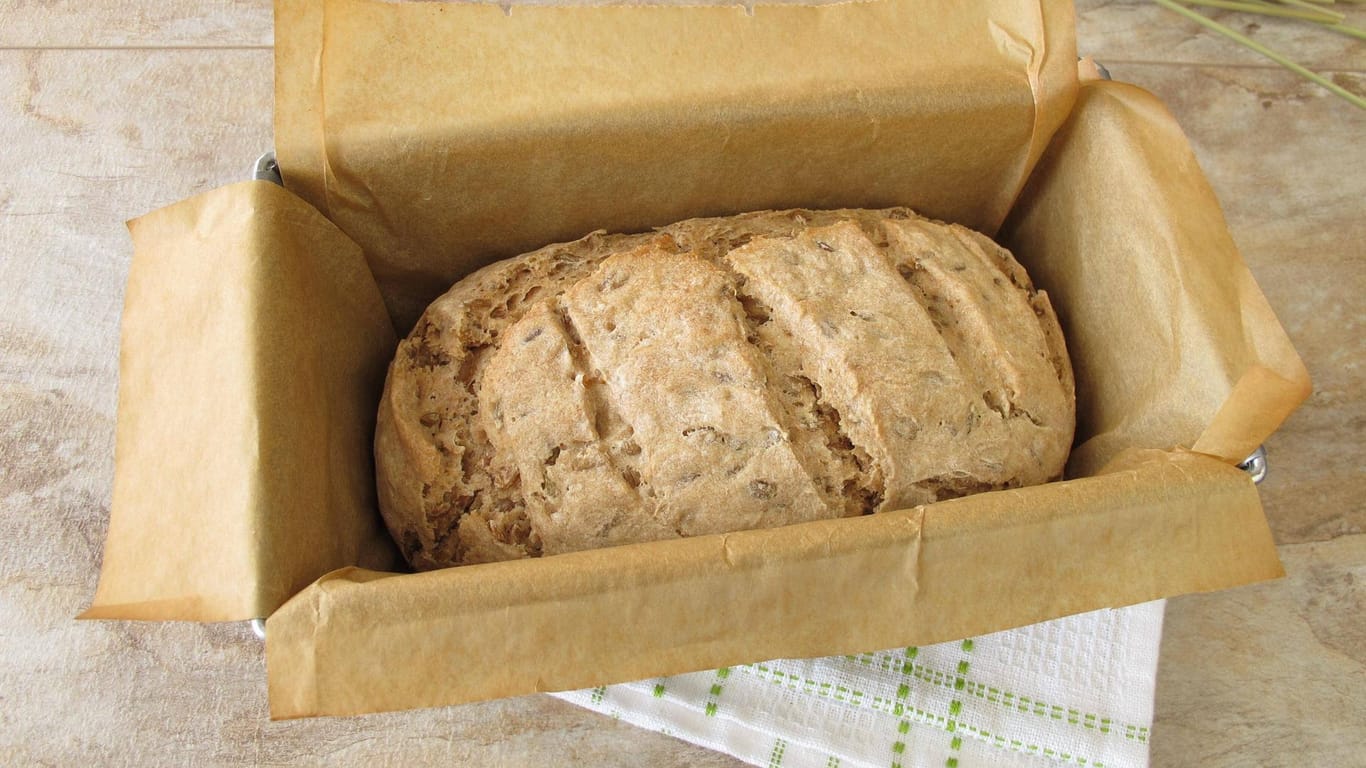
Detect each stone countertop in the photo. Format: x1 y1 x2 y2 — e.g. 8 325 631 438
1 2 1361 765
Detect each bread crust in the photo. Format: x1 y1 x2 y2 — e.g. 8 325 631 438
376 209 1075 569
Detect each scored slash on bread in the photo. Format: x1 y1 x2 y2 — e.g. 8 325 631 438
375 209 1075 571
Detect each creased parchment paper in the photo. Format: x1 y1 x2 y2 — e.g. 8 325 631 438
82 181 401 621
1002 81 1311 476
268 450 1276 719
261 72 1308 715
275 0 1079 330
84 0 1310 720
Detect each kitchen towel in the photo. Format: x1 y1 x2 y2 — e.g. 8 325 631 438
555 600 1164 768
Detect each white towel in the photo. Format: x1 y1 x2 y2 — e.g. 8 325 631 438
556 601 1164 768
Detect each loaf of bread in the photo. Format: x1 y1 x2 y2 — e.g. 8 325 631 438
375 208 1075 570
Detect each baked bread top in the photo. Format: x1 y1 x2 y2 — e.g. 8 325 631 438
376 208 1075 570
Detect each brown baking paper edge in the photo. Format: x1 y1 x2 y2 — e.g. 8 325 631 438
275 0 1079 330
1001 80 1312 474
81 181 402 622
267 450 1280 718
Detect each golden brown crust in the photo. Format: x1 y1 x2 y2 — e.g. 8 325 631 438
376 208 1075 570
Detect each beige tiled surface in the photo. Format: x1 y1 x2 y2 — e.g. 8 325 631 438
1077 0 1365 69
1 1 272 48
1 1 1362 765
1153 536 1366 766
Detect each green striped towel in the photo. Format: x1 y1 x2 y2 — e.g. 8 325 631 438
555 601 1163 768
